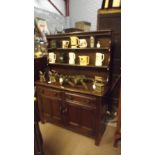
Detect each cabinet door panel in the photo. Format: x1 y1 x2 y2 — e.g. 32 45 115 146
38 94 62 124
67 104 80 127
38 86 62 98
41 97 52 119
50 98 62 122
65 102 95 136
37 95 51 122
81 109 95 130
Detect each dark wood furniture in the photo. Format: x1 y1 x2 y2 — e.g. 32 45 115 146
35 30 112 145
113 88 121 147
101 0 121 9
97 8 121 112
34 24 47 155
64 28 83 33
34 57 47 82
34 98 44 155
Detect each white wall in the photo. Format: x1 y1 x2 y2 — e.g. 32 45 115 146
34 0 65 15
69 0 102 30
34 7 68 34
34 0 70 34
34 0 102 31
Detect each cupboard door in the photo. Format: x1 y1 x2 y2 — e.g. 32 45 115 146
37 88 62 124
64 101 96 136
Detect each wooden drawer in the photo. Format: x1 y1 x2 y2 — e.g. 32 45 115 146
65 92 96 108
37 86 62 98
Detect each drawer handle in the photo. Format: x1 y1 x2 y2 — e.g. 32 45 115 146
62 107 68 113
52 92 57 96
59 105 62 113
41 90 44 93
68 96 73 100
85 100 90 104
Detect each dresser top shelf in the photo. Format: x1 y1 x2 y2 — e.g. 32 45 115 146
48 63 109 69
48 47 111 52
46 30 112 39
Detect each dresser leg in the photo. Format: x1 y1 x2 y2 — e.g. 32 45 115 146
95 132 102 146
95 138 100 146
113 131 121 147
113 89 121 147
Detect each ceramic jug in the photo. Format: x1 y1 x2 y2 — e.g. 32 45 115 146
95 53 104 66
70 36 79 48
69 52 76 64
48 52 56 64
79 56 89 66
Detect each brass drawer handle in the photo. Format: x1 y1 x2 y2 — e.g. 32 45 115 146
68 96 73 100
40 89 44 93
59 105 62 112
62 107 68 113
85 100 90 104
52 92 57 96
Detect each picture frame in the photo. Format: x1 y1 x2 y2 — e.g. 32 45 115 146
101 0 121 9
112 0 121 8
104 0 110 9
35 17 50 35
102 0 109 9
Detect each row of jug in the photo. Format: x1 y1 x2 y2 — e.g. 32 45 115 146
48 52 104 66
62 36 95 48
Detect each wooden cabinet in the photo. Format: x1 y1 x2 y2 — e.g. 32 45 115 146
37 86 62 124
34 57 47 82
97 9 121 111
34 99 44 155
64 92 96 136
35 30 112 145
36 84 106 145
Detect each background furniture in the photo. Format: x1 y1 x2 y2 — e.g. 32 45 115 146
97 8 121 113
101 0 121 9
113 88 121 147
34 98 44 155
35 30 113 145
34 57 47 82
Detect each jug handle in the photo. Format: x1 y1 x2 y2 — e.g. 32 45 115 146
102 54 105 61
77 38 80 47
54 53 56 60
87 57 89 64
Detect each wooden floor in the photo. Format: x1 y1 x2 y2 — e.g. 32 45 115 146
39 123 121 155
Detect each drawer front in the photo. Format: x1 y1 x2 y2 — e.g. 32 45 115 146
65 92 96 108
37 86 62 98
